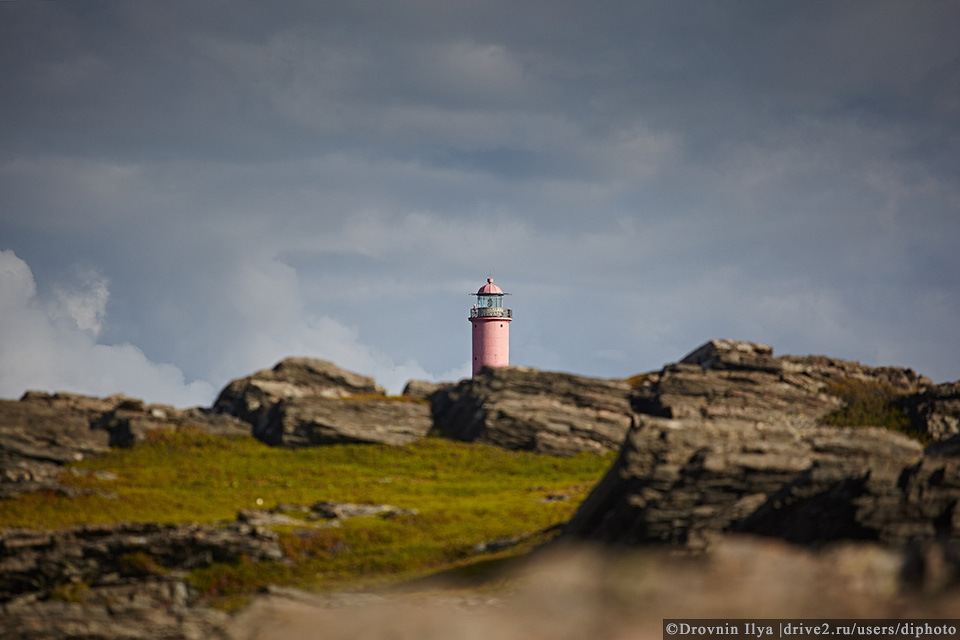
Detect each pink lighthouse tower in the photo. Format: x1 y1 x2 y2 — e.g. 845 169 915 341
469 278 512 376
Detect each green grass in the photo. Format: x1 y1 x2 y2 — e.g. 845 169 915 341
0 428 612 607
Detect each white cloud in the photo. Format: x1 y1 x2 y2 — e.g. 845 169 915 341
0 250 214 407
0 249 451 405
50 267 110 335
198 252 449 395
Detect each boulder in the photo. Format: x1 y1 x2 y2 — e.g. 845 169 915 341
213 358 433 448
212 358 385 427
430 366 633 456
254 397 432 447
564 339 940 548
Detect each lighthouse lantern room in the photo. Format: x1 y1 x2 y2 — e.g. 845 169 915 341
469 278 512 376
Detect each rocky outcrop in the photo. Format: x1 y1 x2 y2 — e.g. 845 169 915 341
0 520 282 640
0 521 283 603
213 358 385 426
633 338 926 423
401 380 446 401
3 588 231 640
739 434 960 546
255 397 432 447
0 394 112 492
91 399 249 447
564 339 949 549
430 367 633 456
902 381 960 441
213 358 431 446
0 392 248 498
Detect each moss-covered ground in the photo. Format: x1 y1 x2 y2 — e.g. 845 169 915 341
0 429 613 608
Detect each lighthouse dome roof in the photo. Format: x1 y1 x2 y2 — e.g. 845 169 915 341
477 278 503 295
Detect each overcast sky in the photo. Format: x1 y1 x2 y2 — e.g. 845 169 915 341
1 0 958 406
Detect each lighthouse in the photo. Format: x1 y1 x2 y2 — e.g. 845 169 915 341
469 278 512 376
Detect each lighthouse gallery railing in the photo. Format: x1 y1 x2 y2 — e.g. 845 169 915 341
470 308 512 319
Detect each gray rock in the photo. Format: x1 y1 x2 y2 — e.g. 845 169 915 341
0 392 249 497
565 414 923 549
309 501 417 520
213 358 385 427
2 591 231 640
739 433 960 546
0 521 284 603
430 366 633 456
212 358 432 447
0 393 115 496
92 404 249 447
902 381 960 441
401 380 446 401
255 397 432 447
565 339 938 549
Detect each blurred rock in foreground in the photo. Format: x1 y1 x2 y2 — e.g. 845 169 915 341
225 538 960 640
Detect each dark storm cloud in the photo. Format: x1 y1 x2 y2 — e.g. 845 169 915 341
0 0 958 404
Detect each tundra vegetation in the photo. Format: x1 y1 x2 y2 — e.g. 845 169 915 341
0 428 613 609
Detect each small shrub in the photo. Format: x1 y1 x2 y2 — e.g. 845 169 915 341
189 555 291 607
821 377 923 441
118 551 167 577
279 529 350 559
48 582 89 603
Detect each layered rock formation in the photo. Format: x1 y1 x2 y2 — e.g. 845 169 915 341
0 520 282 640
0 392 247 498
0 521 283 603
0 393 112 492
430 366 633 456
902 381 960 441
564 339 955 549
213 358 432 447
212 358 386 425
739 433 960 546
255 397 431 447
